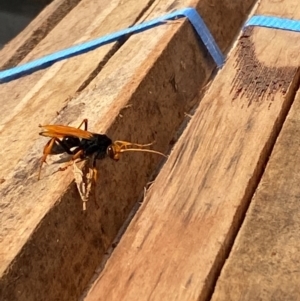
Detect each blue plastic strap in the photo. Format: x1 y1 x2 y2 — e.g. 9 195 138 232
0 7 224 83
245 15 300 32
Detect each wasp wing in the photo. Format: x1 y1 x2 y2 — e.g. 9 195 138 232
39 125 94 139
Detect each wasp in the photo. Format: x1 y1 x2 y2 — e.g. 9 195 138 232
38 119 166 180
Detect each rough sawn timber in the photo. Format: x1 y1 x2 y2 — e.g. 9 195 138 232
0 0 255 301
83 0 300 300
210 3 300 297
211 83 300 301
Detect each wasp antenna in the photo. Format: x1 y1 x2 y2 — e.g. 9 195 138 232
119 148 167 158
113 140 157 148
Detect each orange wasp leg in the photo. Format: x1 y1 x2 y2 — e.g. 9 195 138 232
82 119 104 185
38 137 60 180
57 149 84 172
76 118 88 131
92 168 98 183
38 119 88 180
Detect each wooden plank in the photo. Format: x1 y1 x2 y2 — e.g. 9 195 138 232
0 1 163 300
0 0 149 159
211 89 300 299
0 0 82 69
83 0 300 300
0 0 255 300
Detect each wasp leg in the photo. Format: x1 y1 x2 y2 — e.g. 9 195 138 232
92 156 98 183
39 119 88 180
52 138 76 155
38 137 56 180
57 149 84 172
77 118 88 131
72 149 84 161
39 137 78 180
91 155 100 209
39 137 72 180
92 168 98 183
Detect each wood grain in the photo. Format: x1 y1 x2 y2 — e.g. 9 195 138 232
210 2 300 298
0 0 255 300
211 90 300 301
0 0 151 175
83 0 300 300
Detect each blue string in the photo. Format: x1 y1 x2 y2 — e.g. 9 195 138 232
0 7 224 83
245 15 300 32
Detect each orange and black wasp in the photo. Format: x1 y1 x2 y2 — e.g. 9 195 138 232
38 119 166 180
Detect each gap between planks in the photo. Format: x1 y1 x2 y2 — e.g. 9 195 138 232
0 0 256 300
212 84 300 300
211 1 300 297
82 0 300 300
